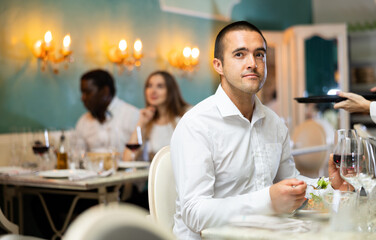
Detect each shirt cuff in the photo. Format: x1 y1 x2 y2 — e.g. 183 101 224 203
244 186 274 215
370 102 376 124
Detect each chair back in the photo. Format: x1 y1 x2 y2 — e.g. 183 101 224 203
64 203 175 240
148 146 176 231
292 118 334 178
0 208 19 234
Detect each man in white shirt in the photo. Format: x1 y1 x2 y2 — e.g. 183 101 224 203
334 88 376 123
170 21 307 239
76 69 139 153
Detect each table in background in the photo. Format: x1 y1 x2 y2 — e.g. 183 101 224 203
0 168 149 239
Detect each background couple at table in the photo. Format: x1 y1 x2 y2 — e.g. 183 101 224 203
76 69 189 162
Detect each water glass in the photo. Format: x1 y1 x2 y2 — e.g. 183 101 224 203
327 191 357 232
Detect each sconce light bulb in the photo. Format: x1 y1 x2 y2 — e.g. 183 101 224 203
119 39 127 52
63 34 71 48
33 40 43 57
35 40 42 48
134 39 142 52
183 47 191 58
191 47 200 59
44 31 52 44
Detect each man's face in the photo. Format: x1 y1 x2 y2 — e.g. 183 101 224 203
213 30 267 96
80 79 107 116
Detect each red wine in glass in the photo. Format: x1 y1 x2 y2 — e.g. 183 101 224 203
333 154 358 168
126 144 141 151
32 140 49 154
333 154 341 166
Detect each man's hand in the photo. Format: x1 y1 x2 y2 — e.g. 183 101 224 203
269 179 307 214
328 154 352 191
333 91 371 114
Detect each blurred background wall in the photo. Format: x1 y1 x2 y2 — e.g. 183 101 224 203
0 0 312 133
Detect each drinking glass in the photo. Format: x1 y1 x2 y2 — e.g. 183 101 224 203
333 129 349 167
357 137 376 231
84 149 117 175
125 126 143 161
339 134 362 193
31 129 56 170
327 191 357 232
66 130 86 169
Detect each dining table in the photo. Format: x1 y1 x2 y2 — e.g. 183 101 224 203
0 166 149 239
200 212 376 240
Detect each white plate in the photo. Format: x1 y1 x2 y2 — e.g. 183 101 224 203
117 161 150 169
38 169 92 179
295 210 330 220
0 166 33 176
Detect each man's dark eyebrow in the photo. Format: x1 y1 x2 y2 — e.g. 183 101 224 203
255 47 267 53
232 47 248 54
232 47 267 54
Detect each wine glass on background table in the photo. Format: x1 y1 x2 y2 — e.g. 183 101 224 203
32 129 56 170
125 126 143 161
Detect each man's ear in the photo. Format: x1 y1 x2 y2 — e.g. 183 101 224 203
213 58 223 75
101 86 111 100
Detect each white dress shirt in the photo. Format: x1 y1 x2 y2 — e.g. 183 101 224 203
171 85 300 239
370 102 376 124
75 97 139 153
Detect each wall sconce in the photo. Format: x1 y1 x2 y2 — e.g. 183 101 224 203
168 46 200 71
108 38 143 72
33 31 73 73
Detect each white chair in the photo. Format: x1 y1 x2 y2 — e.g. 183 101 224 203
0 208 18 234
291 118 334 178
0 208 44 240
64 203 175 240
148 146 176 231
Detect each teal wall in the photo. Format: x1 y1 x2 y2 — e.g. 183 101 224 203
0 0 311 133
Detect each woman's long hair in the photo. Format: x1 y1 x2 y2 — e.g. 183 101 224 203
144 71 188 138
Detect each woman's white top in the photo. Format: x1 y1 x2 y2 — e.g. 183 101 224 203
140 116 181 161
148 117 181 154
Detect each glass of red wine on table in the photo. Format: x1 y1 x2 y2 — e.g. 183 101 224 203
32 129 56 170
125 126 143 161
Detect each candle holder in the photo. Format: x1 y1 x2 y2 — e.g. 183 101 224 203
168 46 200 72
32 31 73 74
108 38 143 74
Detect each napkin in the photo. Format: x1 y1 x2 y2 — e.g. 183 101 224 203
0 166 34 176
229 215 312 232
68 170 98 181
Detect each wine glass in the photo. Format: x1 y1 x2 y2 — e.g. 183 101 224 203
333 129 346 167
125 126 143 161
31 129 56 170
357 137 376 232
339 134 362 193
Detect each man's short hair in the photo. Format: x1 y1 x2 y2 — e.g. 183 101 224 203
214 21 267 63
80 69 116 96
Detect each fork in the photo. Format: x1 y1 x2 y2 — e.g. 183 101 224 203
308 184 321 190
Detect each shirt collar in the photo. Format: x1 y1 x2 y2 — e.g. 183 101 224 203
214 84 265 123
106 96 119 119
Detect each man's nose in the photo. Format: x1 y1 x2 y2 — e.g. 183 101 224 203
247 55 257 69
